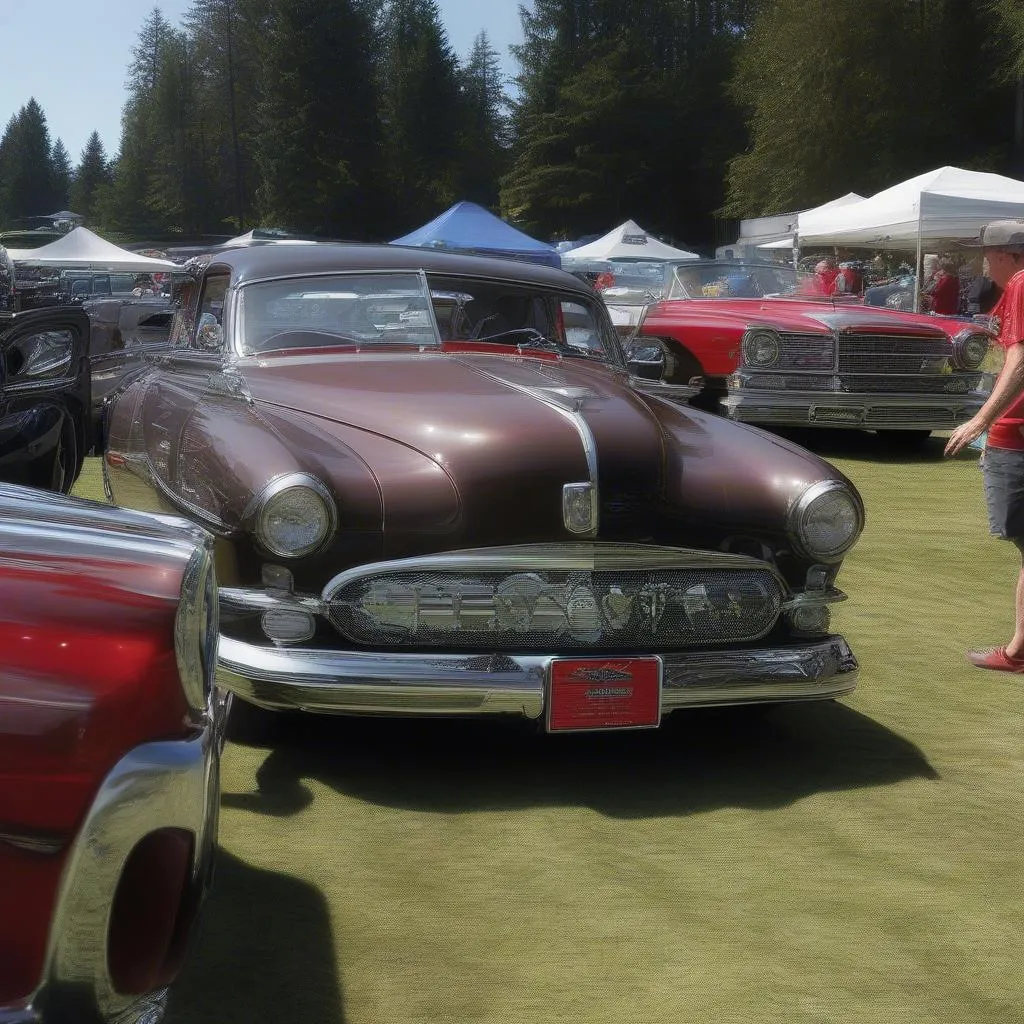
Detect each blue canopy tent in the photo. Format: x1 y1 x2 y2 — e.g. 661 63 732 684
391 202 561 268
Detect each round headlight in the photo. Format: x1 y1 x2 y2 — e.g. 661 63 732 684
254 476 336 558
742 330 781 368
790 482 863 562
954 332 989 370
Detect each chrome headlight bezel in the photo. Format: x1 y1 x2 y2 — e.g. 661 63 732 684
249 472 337 559
174 544 220 716
951 328 990 371
788 481 864 564
741 328 782 369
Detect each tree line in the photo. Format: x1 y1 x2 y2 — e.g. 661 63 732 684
2 0 1023 250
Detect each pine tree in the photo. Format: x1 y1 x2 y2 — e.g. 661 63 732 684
50 140 72 211
378 0 467 235
70 132 113 223
254 0 383 236
0 99 56 224
457 32 510 208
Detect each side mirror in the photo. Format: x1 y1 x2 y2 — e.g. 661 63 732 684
625 341 666 381
196 313 223 351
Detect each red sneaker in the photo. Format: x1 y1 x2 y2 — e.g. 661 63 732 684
966 647 1024 672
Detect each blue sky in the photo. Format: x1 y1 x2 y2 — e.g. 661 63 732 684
0 0 525 165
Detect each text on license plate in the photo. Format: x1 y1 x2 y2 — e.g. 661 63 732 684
546 657 662 732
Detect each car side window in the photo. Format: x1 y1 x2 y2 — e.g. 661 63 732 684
192 274 229 351
560 300 603 351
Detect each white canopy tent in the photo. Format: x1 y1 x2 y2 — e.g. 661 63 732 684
11 227 176 271
797 167 1024 248
756 193 865 250
561 220 699 262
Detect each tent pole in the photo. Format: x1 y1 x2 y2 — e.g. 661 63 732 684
914 204 923 313
793 232 799 272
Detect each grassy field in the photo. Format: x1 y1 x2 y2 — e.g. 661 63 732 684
74 440 1024 1024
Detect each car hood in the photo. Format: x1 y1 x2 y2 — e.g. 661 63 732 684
650 298 954 338
240 351 665 546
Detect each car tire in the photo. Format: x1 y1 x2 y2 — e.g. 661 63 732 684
49 416 79 494
875 429 932 448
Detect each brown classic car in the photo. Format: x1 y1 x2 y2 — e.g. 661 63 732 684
103 244 864 733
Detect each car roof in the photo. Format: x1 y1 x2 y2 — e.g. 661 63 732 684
203 242 591 295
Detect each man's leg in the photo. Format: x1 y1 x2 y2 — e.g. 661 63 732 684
1005 545 1024 659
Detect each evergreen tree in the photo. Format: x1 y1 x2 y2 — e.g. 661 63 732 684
70 132 113 223
724 0 1014 217
378 0 467 235
100 8 179 233
457 32 510 208
185 0 271 229
502 0 753 244
50 140 72 211
254 0 383 236
0 99 56 224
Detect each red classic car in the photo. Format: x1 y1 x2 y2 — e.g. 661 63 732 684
0 484 223 1023
634 260 993 441
103 244 864 734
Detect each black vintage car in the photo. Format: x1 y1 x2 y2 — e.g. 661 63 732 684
0 245 91 491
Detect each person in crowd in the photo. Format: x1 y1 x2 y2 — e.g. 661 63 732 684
131 274 155 297
922 258 960 314
964 256 1002 316
813 257 840 295
835 261 863 296
945 220 1024 672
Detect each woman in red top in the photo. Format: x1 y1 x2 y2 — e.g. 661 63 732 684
922 259 961 314
946 221 1024 671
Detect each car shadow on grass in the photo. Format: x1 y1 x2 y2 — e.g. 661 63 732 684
223 700 937 821
164 849 345 1024
770 427 979 466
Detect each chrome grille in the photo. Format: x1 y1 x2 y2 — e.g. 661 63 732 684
838 334 951 374
328 567 783 651
839 373 983 394
778 333 835 370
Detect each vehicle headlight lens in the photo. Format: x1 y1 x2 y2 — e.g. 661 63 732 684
742 330 781 368
954 333 989 370
255 478 335 558
790 483 863 562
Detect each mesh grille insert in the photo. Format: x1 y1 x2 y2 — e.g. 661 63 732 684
329 567 783 651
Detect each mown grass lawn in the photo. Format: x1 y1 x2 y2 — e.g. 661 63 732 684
74 440 1024 1024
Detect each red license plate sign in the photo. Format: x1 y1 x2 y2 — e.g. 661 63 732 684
547 657 662 732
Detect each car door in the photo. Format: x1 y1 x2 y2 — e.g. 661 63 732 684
137 271 230 514
0 307 91 490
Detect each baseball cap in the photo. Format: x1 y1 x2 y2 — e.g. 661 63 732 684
962 220 1024 249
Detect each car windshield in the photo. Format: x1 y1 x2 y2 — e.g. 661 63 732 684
238 271 620 363
238 273 439 354
665 262 821 300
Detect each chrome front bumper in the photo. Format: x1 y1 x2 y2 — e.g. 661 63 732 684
7 703 225 1024
722 385 985 430
216 634 859 718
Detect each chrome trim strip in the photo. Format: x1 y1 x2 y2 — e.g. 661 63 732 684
220 586 326 615
458 361 600 538
321 542 787 604
216 634 858 716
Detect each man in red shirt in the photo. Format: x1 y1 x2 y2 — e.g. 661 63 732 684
946 220 1024 671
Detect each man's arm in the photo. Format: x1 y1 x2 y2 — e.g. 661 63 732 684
945 341 1024 455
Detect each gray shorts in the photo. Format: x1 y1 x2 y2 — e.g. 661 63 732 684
981 446 1024 544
